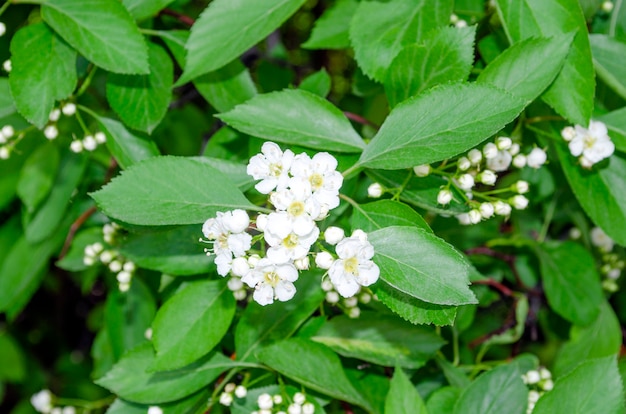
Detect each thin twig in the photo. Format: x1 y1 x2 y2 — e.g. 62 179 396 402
466 246 526 289
343 111 379 129
159 8 195 26
472 279 514 297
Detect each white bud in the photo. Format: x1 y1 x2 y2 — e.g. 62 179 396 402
511 195 529 210
569 227 582 239
325 290 340 304
123 261 135 272
493 200 512 216
324 226 345 245
256 214 268 231
231 257 250 277
302 402 315 414
31 390 53 413
608 268 621 279
437 189 453 205
512 154 526 168
119 282 130 292
257 393 273 409
479 202 494 219
496 136 512 150
2 59 11 72
94 131 107 144
0 132 5 144
2 125 14 138
344 296 358 307
49 109 61 122
483 142 498 159
352 229 368 241
83 256 95 266
0 22 5 37
247 254 261 267
468 149 482 164
52 408 62 414
527 148 547 168
513 180 529 194
457 174 475 191
116 271 132 284
359 292 372 304
144 327 153 340
479 170 497 185
273 395 283 404
561 126 576 141
539 367 551 380
108 260 122 273
542 379 554 391
100 251 114 264
92 242 104 253
321 279 334 291
457 213 471 226
227 277 244 291
450 13 459 23
413 164 431 177
525 370 541 384
348 306 361 318
458 156 471 171
147 407 163 414
367 182 383 198
233 289 247 300
235 385 247 398
294 256 310 270
293 392 306 405
602 1 614 12
0 147 9 159
528 390 541 403
224 383 236 393
44 125 59 140
508 142 520 156
83 135 97 151
316 252 335 269
70 140 83 153
468 209 482 224
224 209 250 233
288 405 302 414
219 392 234 407
62 406 76 414
455 19 468 28
61 103 76 116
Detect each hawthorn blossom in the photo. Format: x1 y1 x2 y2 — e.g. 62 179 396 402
565 120 614 168
269 188 319 235
289 152 343 210
328 230 380 297
202 210 252 276
241 259 299 305
247 142 295 193
264 224 319 264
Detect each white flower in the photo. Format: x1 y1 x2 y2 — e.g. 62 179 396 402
479 170 497 185
367 182 383 198
44 125 59 140
247 142 295 194
511 195 529 210
486 150 512 172
493 200 512 216
458 156 471 171
265 224 319 264
513 180 529 194
290 152 343 210
202 210 252 275
479 202 494 219
483 142 498 159
316 252 334 269
324 226 345 245
512 154 526 168
496 136 512 150
257 393 274 409
437 189 453 205
235 385 247 398
527 148 547 168
31 390 53 413
568 120 614 167
591 227 614 252
242 259 299 305
219 392 233 406
468 149 482 164
61 103 76 116
457 173 475 191
413 164 430 177
328 231 379 297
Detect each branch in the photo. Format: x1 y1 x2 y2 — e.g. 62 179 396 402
466 246 527 289
343 111 379 129
159 8 195 26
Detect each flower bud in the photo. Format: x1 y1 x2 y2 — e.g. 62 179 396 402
528 390 540 403
479 202 494 219
2 125 14 138
95 131 106 143
527 148 547 168
61 103 76 116
569 227 582 239
293 392 306 405
49 109 61 122
144 327 153 340
233 290 247 300
359 292 372 303
147 407 163 414
602 1 614 12
483 142 498 159
510 195 529 210
512 154 526 168
288 405 302 414
321 279 334 291
344 296 358 307
513 180 529 194
235 385 247 398
119 282 131 292
316 252 334 269
324 226 345 245
273 395 283 404
223 209 250 233
542 379 554 391
248 254 261 267
256 214 268 231
109 260 122 273
123 261 135 272
493 201 512 216
561 126 576 141
413 164 430 177
70 140 83 153
525 370 540 384
224 383 236 393
325 290 340 304
0 22 5 37
352 229 368 241
227 277 244 291
458 156 471 171
437 189 453 205
219 392 234 407
468 149 482 164
479 170 497 185
257 393 273 409
539 367 551 380
496 136 512 150
302 403 315 414
0 147 9 159
116 271 132 284
348 306 361 318
2 59 11 72
508 143 520 156
44 125 59 140
294 256 310 270
468 209 482 224
457 174 475 191
367 182 383 198
457 213 471 225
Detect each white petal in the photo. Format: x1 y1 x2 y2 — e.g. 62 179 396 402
568 138 584 157
215 254 232 276
274 280 296 302
253 283 274 306
227 232 252 257
357 262 380 286
267 246 291 264
255 178 278 194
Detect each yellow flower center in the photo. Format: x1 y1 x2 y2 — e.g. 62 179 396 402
343 257 359 275
584 134 597 149
309 173 324 190
282 233 299 249
264 271 280 286
269 163 282 177
287 201 305 216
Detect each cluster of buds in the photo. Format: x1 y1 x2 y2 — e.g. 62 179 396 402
0 124 15 159
201 142 379 306
44 102 77 140
521 368 553 413
570 226 624 291
561 120 614 169
69 131 106 153
250 391 315 414
450 13 468 28
218 382 248 407
30 390 76 414
321 279 373 318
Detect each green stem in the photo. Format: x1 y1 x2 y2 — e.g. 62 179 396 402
56 395 116 411
342 163 362 178
538 192 558 243
609 0 622 37
451 326 460 366
76 65 98 97
0 0 10 17
75 110 92 136
391 170 413 201
525 124 558 141
139 28 165 37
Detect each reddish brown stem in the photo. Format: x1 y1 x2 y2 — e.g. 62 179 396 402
343 112 379 129
340 401 354 414
472 279 514 297
466 246 526 289
159 8 195 26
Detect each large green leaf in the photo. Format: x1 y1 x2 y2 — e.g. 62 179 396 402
369 226 477 306
0 331 26 383
536 241 604 326
152 280 235 371
106 42 173 133
589 34 626 100
257 338 372 411
8 23 76 128
385 26 476 108
179 0 306 83
477 34 573 103
299 69 332 97
598 108 626 153
302 0 357 49
534 356 624 414
311 312 445 368
495 0 594 125
218 89 365 153
453 363 528 414
42 0 149 74
426 387 461 413
16 142 59 213
350 200 431 234
0 78 16 119
94 115 160 169
90 156 256 226
385 367 427 414
122 0 175 21
96 343 235 404
349 0 452 81
358 83 525 170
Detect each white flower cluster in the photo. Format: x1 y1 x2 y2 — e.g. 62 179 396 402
450 13 468 28
0 124 15 160
586 227 624 292
30 390 76 414
248 391 315 414
70 132 106 153
561 120 614 168
321 279 373 318
218 382 248 407
83 223 136 292
522 368 553 413
44 103 77 140
202 142 379 306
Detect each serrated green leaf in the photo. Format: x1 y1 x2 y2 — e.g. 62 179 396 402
534 356 624 414
218 89 365 152
299 69 331 97
179 0 306 83
385 26 476 108
426 387 461 413
16 142 59 213
495 0 594 125
477 34 573 103
0 79 16 119
349 0 453 81
537 241 604 326
257 338 372 411
369 226 476 306
95 343 235 404
152 279 235 371
8 23 76 128
453 363 528 414
91 156 256 226
358 83 525 170
589 34 626 100
598 108 626 153
302 0 357 49
350 200 431 234
312 312 444 369
42 0 149 74
385 367 427 414
106 42 173 133
122 0 175 21
195 157 255 191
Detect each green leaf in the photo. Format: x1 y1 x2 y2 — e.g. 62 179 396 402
311 312 445 369
195 157 255 191
55 227 102 272
374 283 458 326
589 34 626 100
96 343 235 404
358 83 525 170
218 89 365 153
179 0 306 83
426 387 461 413
91 156 256 226
235 273 324 362
299 69 332 97
385 367 427 414
482 294 528 346
152 279 235 371
302 0 357 49
554 301 621 377
534 356 625 414
41 0 147 73
256 338 372 411
106 42 173 133
16 142 60 213
120 225 213 275
122 0 175 21
107 389 210 414
8 23 76 128
0 78 16 119
94 115 161 169
477 34 573 103
385 26 476 108
598 108 626 153
495 0 594 125
536 241 604 326
369 226 477 306
453 363 528 414
0 330 26 383
349 0 453 81
350 200 431 234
